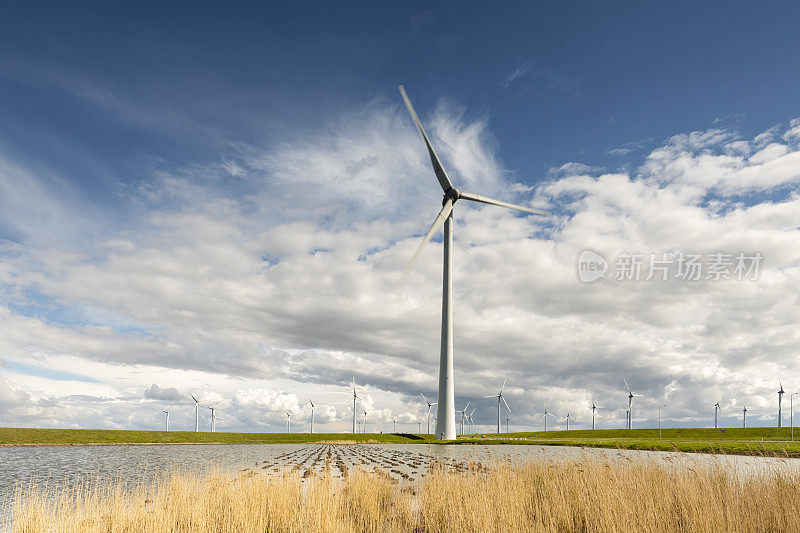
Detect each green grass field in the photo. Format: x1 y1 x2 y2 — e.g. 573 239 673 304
3 426 800 456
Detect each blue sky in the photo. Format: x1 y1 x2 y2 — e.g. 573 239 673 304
1 2 800 432
2 0 799 231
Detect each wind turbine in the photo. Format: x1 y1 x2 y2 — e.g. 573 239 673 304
485 378 511 434
362 409 368 433
564 412 574 431
540 406 555 432
286 411 291 433
190 393 200 432
420 393 437 435
393 418 397 433
308 398 315 434
399 85 550 440
778 382 785 427
624 380 643 429
351 378 361 434
456 401 470 435
591 402 601 430
467 408 475 434
714 400 721 429
742 405 748 428
208 407 216 433
506 417 510 433
162 410 170 432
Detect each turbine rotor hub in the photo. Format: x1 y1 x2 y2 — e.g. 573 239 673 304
443 187 460 205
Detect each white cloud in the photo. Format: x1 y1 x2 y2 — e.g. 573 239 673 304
1 102 800 432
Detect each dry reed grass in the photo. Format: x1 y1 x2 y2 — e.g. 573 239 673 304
9 457 800 532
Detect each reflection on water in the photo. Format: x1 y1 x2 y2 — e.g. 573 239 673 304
1 442 798 497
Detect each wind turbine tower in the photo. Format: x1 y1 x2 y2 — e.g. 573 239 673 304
714 401 721 429
742 405 748 428
565 412 574 431
399 86 550 440
286 411 291 433
162 410 169 431
779 382 785 427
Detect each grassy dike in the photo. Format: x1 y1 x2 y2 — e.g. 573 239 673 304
4 426 800 456
0 427 435 446
461 427 800 456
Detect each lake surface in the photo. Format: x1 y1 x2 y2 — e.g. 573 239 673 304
1 442 798 497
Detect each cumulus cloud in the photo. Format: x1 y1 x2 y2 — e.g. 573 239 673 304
1 98 799 432
144 384 184 402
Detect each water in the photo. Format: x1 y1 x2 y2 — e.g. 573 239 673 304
1 442 798 497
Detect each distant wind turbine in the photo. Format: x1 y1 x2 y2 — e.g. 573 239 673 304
162 410 169 432
399 85 550 440
714 400 721 429
190 393 200 432
485 378 511 434
624 380 643 429
351 378 361 434
456 402 470 435
286 411 291 433
308 398 315 434
564 412 574 431
778 382 785 427
420 393 437 435
591 402 601 430
362 409 368 433
208 407 216 433
540 406 555 432
467 408 475 434
742 405 748 428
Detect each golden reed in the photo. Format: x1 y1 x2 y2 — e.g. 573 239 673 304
9 457 800 532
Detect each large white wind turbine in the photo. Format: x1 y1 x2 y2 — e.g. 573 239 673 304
399 85 550 440
420 393 437 435
624 380 643 429
162 410 170 432
485 378 511 434
190 393 200 432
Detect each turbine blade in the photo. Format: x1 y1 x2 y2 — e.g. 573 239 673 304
458 192 550 216
624 379 632 394
484 394 500 398
500 377 506 394
402 199 454 278
420 393 430 405
502 396 511 414
190 393 198 403
398 85 453 192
